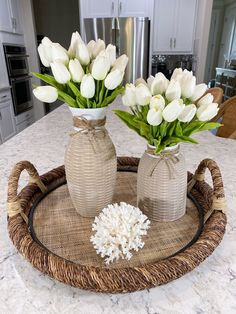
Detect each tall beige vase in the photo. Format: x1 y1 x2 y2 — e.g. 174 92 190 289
65 107 117 217
137 144 187 222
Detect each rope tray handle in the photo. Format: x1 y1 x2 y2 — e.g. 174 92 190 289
7 161 47 224
188 158 227 222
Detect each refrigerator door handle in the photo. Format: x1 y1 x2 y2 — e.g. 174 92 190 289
170 38 173 49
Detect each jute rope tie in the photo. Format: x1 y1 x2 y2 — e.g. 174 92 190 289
146 146 180 179
7 175 47 224
29 176 47 193
204 195 227 222
187 173 205 192
7 200 28 223
71 116 106 154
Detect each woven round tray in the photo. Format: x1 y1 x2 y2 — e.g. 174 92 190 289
7 157 227 293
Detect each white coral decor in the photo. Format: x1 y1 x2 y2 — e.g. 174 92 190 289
90 202 150 264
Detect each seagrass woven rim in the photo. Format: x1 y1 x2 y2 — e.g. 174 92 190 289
7 157 227 293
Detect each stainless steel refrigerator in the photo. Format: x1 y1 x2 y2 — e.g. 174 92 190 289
84 17 150 83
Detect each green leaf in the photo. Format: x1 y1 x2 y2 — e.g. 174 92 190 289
152 125 159 138
182 121 205 136
101 86 124 107
168 135 199 145
175 121 183 136
198 122 222 132
57 90 77 107
113 110 141 136
32 72 64 90
160 121 168 138
168 121 177 137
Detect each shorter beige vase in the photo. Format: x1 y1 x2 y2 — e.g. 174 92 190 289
65 107 117 218
137 144 187 222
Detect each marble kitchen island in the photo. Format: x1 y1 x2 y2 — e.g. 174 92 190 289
0 101 236 314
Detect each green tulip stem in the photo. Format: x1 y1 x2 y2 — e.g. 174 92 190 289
86 98 90 108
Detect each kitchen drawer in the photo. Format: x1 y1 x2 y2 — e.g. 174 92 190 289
0 90 11 103
16 116 34 133
15 108 34 125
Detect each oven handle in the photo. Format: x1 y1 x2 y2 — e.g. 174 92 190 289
11 75 32 82
6 54 29 58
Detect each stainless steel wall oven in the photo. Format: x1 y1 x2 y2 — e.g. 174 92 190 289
3 44 32 115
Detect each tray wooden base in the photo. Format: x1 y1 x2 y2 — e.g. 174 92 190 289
7 157 227 293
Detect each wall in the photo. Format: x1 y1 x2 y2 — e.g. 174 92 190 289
194 0 214 83
204 0 225 82
32 0 80 49
19 0 45 121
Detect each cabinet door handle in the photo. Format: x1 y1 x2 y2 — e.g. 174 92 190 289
0 95 7 99
119 1 122 15
0 112 2 120
170 38 173 49
173 38 176 48
111 1 114 15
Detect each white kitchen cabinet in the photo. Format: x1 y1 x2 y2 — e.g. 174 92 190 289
153 0 197 54
80 0 152 19
116 0 152 17
80 0 118 18
0 0 22 34
0 98 16 142
0 0 12 32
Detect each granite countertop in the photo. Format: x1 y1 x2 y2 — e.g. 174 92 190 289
0 100 236 314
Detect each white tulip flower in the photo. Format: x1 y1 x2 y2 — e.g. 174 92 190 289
178 104 197 122
50 61 71 84
135 83 152 106
165 80 181 101
150 95 165 111
104 69 124 90
91 55 110 80
171 68 183 80
162 99 184 122
112 54 129 72
147 108 163 126
68 58 84 83
51 43 69 65
135 78 148 86
80 74 95 98
197 93 214 107
76 41 90 65
105 44 116 66
197 102 219 121
181 75 196 98
122 83 136 107
68 31 83 58
190 84 208 102
147 75 154 88
150 72 169 95
93 39 106 58
37 37 53 67
87 40 96 58
33 86 58 103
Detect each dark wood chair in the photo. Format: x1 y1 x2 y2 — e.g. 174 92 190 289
203 87 223 106
211 96 236 139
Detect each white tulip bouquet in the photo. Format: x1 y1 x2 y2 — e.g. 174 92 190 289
114 68 221 153
33 32 128 108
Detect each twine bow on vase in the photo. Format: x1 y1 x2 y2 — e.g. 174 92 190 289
146 146 180 179
71 116 107 154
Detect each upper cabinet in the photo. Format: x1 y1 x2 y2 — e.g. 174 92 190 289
153 0 197 54
0 0 22 34
80 0 153 19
